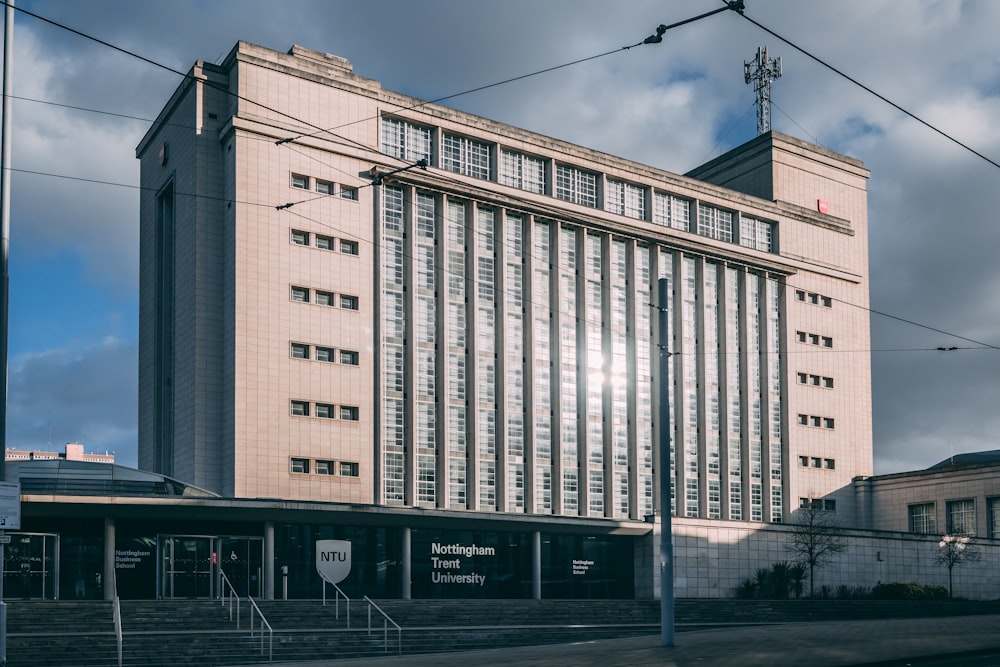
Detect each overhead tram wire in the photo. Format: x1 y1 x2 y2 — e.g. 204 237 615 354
10 1 994 355
275 1 749 146
728 2 1000 172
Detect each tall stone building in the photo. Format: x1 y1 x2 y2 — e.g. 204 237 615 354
137 41 872 529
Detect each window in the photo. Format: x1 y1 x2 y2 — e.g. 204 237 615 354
290 342 310 359
290 400 309 416
340 461 359 477
316 291 334 306
697 205 734 243
798 456 808 467
340 406 359 421
739 216 774 252
315 403 334 419
796 289 833 308
823 500 836 511
315 346 334 362
316 180 333 195
822 336 833 348
909 502 936 534
291 174 309 189
798 413 835 429
989 498 1000 538
340 350 359 366
605 179 645 219
340 185 358 201
340 240 359 256
811 457 821 468
653 192 691 231
500 150 546 193
340 295 359 310
823 418 835 429
442 133 491 179
947 499 976 535
291 286 309 302
290 458 309 474
555 164 597 208
291 229 309 245
824 459 836 469
316 460 333 475
316 235 333 250
381 117 432 162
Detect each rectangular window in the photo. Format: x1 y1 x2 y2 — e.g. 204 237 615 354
697 204 733 243
316 291 335 306
340 350 359 366
653 192 691 231
989 498 1000 538
340 295 359 310
315 346 334 362
555 164 597 208
291 229 309 246
340 240 359 255
605 179 645 219
340 185 358 201
316 180 333 195
316 235 333 250
824 459 836 469
340 405 359 421
947 498 976 535
290 342 310 359
909 502 936 533
500 150 546 193
811 457 821 468
798 456 808 467
315 460 333 475
290 400 309 417
290 286 309 303
739 215 774 252
381 117 432 163
823 418 835 429
442 133 491 179
290 458 309 474
315 403 334 419
291 174 309 190
340 461 360 477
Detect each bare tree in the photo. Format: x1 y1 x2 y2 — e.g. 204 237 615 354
786 503 848 596
934 535 981 598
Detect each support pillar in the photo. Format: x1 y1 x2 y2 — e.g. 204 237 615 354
401 527 411 600
532 531 542 600
263 522 275 600
103 517 115 600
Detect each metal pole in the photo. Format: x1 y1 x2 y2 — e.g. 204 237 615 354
0 4 13 663
657 278 674 647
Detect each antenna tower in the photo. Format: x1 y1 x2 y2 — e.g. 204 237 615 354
744 45 782 135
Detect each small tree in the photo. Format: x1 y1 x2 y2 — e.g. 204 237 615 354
934 535 981 598
786 503 848 596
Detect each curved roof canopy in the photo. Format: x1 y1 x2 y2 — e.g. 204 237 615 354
3 459 218 498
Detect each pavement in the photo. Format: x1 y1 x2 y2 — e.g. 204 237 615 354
253 614 1000 667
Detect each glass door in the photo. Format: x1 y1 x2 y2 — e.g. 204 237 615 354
160 535 214 598
219 537 263 597
4 533 58 600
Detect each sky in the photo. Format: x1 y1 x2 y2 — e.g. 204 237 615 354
3 0 1000 474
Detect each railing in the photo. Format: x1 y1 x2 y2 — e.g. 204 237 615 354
220 570 241 629
247 595 273 663
363 596 401 656
113 594 122 667
112 569 123 667
321 578 351 628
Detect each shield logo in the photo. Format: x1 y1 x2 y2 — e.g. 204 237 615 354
315 539 352 585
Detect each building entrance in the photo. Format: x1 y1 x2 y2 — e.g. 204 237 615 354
4 533 58 600
159 535 214 598
218 536 263 597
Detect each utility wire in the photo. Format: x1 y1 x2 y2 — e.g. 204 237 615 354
730 3 1000 171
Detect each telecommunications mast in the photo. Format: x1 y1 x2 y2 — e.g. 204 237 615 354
744 45 782 135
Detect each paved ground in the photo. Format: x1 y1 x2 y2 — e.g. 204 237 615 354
254 614 1000 667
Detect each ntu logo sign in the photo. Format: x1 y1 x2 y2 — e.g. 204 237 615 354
315 540 352 585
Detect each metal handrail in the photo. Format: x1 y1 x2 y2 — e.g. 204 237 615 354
113 594 122 667
247 595 273 662
219 570 241 629
321 578 351 628
112 569 123 667
363 596 401 656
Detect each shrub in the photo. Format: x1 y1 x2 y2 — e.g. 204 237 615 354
871 582 949 600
